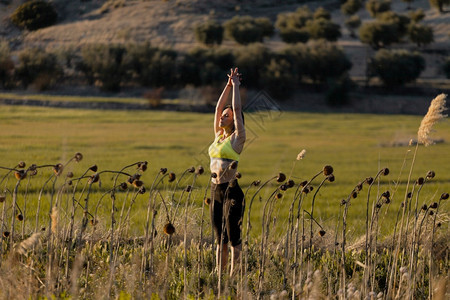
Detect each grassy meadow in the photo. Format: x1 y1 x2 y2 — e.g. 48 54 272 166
0 103 448 299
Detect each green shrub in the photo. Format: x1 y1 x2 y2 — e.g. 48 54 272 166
279 27 310 43
125 43 177 87
279 43 310 82
0 41 15 89
443 56 450 79
10 0 58 31
359 21 399 49
178 47 234 86
313 7 331 20
341 0 362 16
260 55 297 100
224 16 273 45
365 0 391 18
428 0 450 13
233 43 271 88
408 8 425 23
368 49 425 87
15 48 62 90
306 18 341 41
376 11 410 38
305 40 352 84
276 5 313 41
345 15 362 38
276 6 313 30
193 20 223 46
77 44 128 92
408 23 434 47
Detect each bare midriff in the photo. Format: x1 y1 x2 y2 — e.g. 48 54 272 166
210 157 238 184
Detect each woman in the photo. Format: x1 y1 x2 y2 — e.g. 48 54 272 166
208 67 246 276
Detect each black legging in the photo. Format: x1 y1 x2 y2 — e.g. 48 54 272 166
210 180 244 247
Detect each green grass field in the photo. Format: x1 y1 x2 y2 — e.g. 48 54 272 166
0 104 449 240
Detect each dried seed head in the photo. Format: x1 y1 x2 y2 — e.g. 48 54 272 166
341 199 347 205
133 180 144 188
74 152 83 162
300 180 308 187
351 191 358 199
196 166 204 175
287 179 295 188
416 177 424 185
277 172 286 183
382 168 389 176
187 166 195 173
14 170 26 180
430 202 438 209
160 168 167 174
230 161 238 169
17 214 23 221
29 169 38 176
407 192 412 199
280 184 288 191
303 187 310 194
120 182 128 190
296 149 306 160
276 193 283 199
90 219 98 226
3 231 10 238
89 173 100 184
28 164 37 171
385 198 391 204
355 182 363 192
437 222 441 227
53 163 64 176
138 161 148 172
426 170 435 179
429 210 434 216
421 204 428 211
235 172 241 179
318 230 326 237
440 193 449 200
67 180 72 186
89 165 98 172
327 174 335 182
401 202 405 207
229 179 237 188
185 185 192 192
66 172 74 178
0 195 5 202
418 93 448 146
138 186 146 194
309 186 314 192
382 191 390 199
204 198 211 206
163 223 175 235
252 180 261 186
366 177 374 185
18 161 26 168
168 172 176 182
211 172 217 178
376 203 382 209
323 165 333 176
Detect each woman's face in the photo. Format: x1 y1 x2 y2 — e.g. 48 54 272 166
219 107 234 129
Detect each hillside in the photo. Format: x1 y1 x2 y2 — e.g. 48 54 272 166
0 0 449 113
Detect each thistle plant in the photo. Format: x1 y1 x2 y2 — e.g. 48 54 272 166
387 94 447 299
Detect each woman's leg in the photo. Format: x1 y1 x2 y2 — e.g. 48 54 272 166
230 243 241 276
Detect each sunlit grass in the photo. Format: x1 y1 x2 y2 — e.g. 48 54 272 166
0 105 448 239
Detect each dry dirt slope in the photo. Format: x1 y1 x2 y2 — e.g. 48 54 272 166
0 0 449 80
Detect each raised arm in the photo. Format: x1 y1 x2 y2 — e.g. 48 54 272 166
230 68 246 152
214 76 232 135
